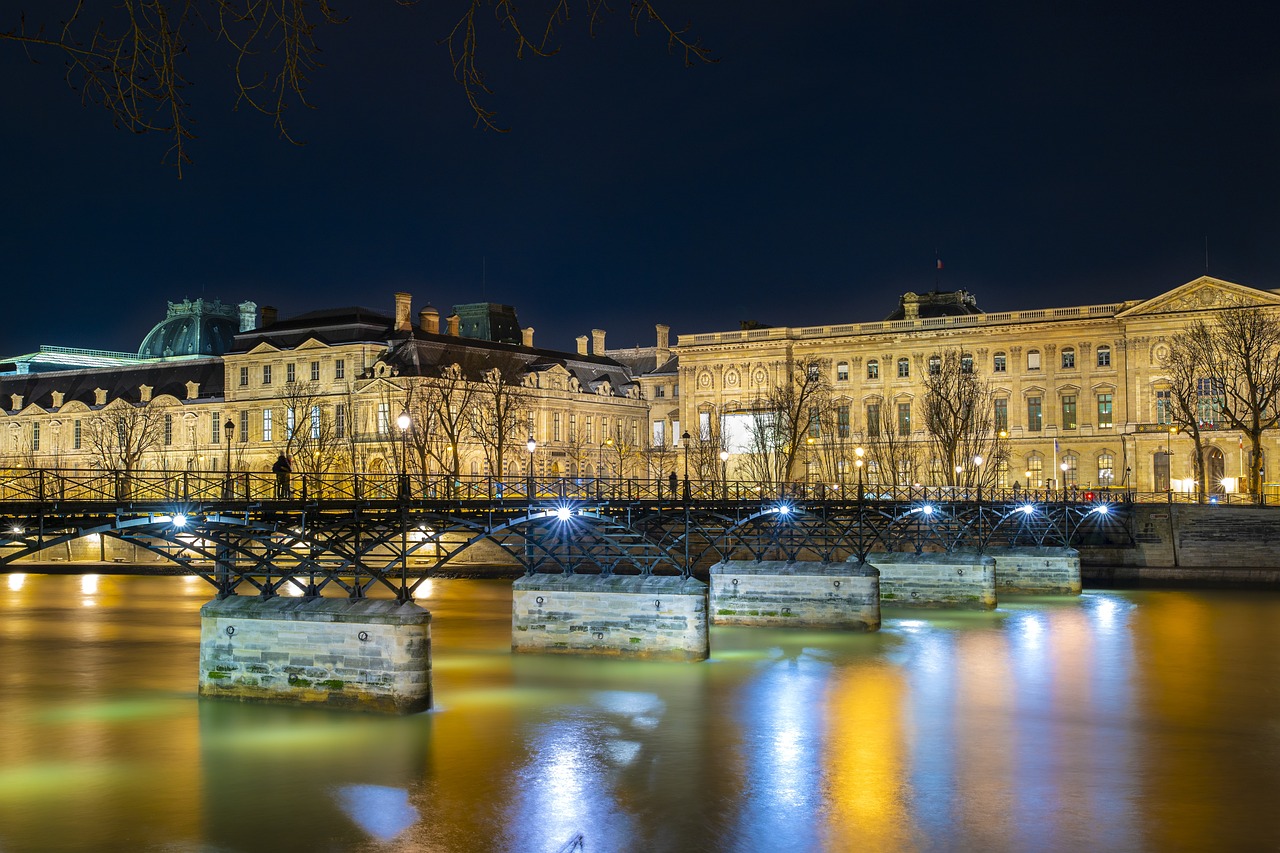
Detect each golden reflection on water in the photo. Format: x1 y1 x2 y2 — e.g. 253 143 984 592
2 575 1280 851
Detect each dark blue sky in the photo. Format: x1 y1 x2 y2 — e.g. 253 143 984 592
2 1 1278 356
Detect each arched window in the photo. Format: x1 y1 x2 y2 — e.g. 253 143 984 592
1027 350 1041 370
993 351 1007 373
927 457 944 484
1062 453 1078 487
867 359 879 380
1061 347 1076 369
836 361 849 382
1097 345 1112 367
1098 453 1115 486
928 355 941 376
897 357 910 378
961 353 974 374
1026 454 1044 487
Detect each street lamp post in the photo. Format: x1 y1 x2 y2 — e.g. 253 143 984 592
719 449 729 501
527 435 537 501
396 408 412 501
222 418 235 498
973 454 984 499
855 446 865 497
1167 425 1177 500
681 431 691 502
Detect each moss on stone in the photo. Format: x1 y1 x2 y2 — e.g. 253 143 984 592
206 671 230 680
320 679 345 690
629 637 642 643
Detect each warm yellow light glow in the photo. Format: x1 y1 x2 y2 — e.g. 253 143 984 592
7 572 26 591
80 574 99 596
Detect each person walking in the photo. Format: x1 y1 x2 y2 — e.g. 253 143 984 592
273 453 292 498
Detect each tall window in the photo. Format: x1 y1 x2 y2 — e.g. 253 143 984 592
836 361 849 382
1062 395 1077 430
1155 389 1172 425
672 383 679 398
311 406 321 439
1027 455 1043 486
73 419 82 450
897 402 911 436
31 422 39 452
286 363 296 384
569 414 577 442
164 414 173 445
1061 348 1076 369
553 412 562 441
286 407 296 438
1062 453 1078 487
993 352 1007 373
866 403 881 437
897 358 910 378
837 405 850 438
928 355 941 376
1027 350 1041 371
335 359 346 380
652 420 665 446
262 409 273 442
867 360 879 380
335 405 345 439
699 411 711 440
586 416 594 443
1027 396 1043 431
994 399 1008 432
1196 378 1222 426
655 385 665 398
240 410 249 442
1098 453 1115 486
1097 393 1113 429
262 365 272 385
210 412 221 444
310 361 320 382
239 366 249 387
1097 345 1112 367
995 457 1009 488
808 409 820 438
961 353 974 374
377 402 390 435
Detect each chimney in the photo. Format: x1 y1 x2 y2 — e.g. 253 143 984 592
420 306 440 334
394 292 412 332
656 323 670 361
238 301 258 332
576 335 588 356
522 327 535 348
260 305 278 327
591 329 606 355
446 314 461 336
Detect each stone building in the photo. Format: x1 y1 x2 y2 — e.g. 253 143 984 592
672 276 1280 495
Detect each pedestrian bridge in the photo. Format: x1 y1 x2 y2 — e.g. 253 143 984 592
0 469 1133 601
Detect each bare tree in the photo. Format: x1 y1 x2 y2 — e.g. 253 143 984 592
410 364 476 494
276 380 344 478
864 402 920 490
921 350 1008 488
739 361 832 488
2 1 711 173
84 401 166 497
1161 331 1210 499
468 359 530 486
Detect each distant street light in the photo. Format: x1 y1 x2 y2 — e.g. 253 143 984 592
855 446 865 496
397 408 411 501
527 435 537 501
720 449 729 500
681 431 691 502
222 418 235 498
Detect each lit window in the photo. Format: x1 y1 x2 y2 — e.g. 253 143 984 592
1062 348 1076 369
1098 393 1113 429
262 409 273 442
897 402 911 436
994 399 1008 432
1156 389 1172 425
1027 396 1042 431
377 402 390 435
1097 345 1111 368
1062 395 1077 430
1062 453 1078 486
1098 453 1115 486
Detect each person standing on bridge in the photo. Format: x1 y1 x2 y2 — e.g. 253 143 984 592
273 453 292 499
668 471 678 499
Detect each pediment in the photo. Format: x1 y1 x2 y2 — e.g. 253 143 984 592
292 337 330 351
1115 277 1280 319
245 341 283 355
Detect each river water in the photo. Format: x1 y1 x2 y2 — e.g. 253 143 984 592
1 574 1278 853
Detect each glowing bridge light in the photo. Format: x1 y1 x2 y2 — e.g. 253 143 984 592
10 525 22 536
555 506 572 522
919 504 935 516
1019 504 1037 515
172 513 189 528
1093 503 1111 515
776 503 793 516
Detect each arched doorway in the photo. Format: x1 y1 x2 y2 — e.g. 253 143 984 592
1204 446 1225 494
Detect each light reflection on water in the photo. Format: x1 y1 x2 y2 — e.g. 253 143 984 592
1 576 1280 851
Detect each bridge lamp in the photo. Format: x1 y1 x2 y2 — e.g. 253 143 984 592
920 504 936 516
719 449 729 500
10 525 23 536
1092 503 1110 516
172 513 189 529
222 418 235 497
556 506 572 522
855 446 865 494
1019 504 1036 515
527 435 537 499
973 455 983 467
776 502 793 517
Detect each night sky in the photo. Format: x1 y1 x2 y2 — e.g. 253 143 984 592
2 1 1278 357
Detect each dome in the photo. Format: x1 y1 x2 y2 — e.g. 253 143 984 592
138 298 239 358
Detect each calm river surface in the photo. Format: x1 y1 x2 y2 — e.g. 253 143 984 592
1 574 1279 852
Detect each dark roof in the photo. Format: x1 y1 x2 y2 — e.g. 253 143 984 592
228 307 395 352
381 337 638 393
0 359 225 413
884 290 984 321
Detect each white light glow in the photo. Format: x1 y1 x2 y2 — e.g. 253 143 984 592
1020 504 1036 515
920 504 935 516
80 574 99 596
7 573 25 591
556 506 572 521
172 514 188 528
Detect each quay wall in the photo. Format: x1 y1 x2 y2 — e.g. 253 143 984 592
869 552 997 609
